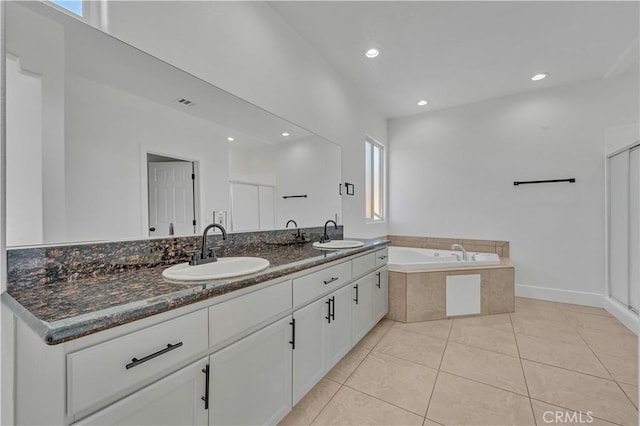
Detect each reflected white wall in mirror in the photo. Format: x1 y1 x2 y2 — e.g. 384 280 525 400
5 1 342 247
228 136 341 231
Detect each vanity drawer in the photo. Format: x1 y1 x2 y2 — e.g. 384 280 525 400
293 260 352 307
67 309 208 417
352 253 376 278
210 280 292 346
375 248 389 267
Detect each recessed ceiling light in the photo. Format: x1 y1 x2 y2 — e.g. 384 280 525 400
365 48 380 58
281 132 290 137
531 73 548 81
227 137 234 142
417 100 428 106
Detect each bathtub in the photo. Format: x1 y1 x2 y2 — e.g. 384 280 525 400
388 246 501 271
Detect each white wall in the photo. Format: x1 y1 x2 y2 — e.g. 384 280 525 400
228 136 342 229
389 69 639 305
104 1 388 238
605 123 639 154
66 73 228 242
5 3 66 244
6 56 43 246
274 137 342 229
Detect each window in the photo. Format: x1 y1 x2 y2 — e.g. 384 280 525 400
365 137 385 222
48 0 104 29
50 0 84 16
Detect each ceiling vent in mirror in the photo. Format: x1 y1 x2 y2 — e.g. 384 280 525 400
175 98 196 106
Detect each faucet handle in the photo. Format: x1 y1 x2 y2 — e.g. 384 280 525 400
186 250 201 265
207 248 218 259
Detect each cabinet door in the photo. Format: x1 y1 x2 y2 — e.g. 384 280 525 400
325 284 352 371
351 274 374 343
76 358 208 426
292 298 326 405
209 316 292 426
373 267 389 322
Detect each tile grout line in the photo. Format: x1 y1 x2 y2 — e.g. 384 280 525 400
517 356 619 383
571 315 634 388
391 322 451 343
512 306 635 371
306 381 343 426
307 321 395 425
436 369 530 399
340 382 427 419
509 313 537 426
521 304 637 424
422 318 455 421
616 381 639 410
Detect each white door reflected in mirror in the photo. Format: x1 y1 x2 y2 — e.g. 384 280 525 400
148 160 197 237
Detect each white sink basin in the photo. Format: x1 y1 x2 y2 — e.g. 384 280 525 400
313 240 365 250
162 257 270 281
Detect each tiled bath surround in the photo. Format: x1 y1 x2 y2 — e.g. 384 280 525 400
386 235 510 257
384 235 514 322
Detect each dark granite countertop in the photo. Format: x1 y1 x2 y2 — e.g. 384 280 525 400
3 238 389 345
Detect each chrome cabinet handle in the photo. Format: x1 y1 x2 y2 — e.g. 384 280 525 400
376 272 381 288
125 342 183 370
353 284 359 304
323 277 339 285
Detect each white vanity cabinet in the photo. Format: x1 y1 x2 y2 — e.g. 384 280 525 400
291 275 353 404
209 316 293 426
12 245 389 426
76 358 209 426
351 273 375 343
373 266 389 322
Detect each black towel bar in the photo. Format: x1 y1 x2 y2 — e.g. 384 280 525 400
514 178 575 186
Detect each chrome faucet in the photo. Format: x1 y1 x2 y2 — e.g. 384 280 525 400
451 243 468 261
321 220 338 243
190 224 227 265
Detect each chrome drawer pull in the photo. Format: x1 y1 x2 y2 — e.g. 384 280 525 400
323 277 339 285
125 342 183 370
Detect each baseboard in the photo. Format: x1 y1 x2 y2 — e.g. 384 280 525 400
604 297 639 335
515 284 604 307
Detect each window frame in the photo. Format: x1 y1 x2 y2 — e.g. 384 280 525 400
365 136 386 223
46 0 104 29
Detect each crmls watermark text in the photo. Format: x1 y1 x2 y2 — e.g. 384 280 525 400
543 410 594 424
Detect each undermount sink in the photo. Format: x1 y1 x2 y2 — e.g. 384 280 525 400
312 240 365 250
162 257 270 281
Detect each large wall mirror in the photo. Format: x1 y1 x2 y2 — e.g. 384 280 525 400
5 1 342 247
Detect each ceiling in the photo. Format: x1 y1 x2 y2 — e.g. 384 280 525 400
269 1 640 119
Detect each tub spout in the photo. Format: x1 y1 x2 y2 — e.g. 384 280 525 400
451 243 468 261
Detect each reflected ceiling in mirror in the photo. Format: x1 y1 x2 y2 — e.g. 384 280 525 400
5 1 342 247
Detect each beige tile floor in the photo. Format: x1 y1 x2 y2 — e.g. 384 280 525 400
280 297 639 426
